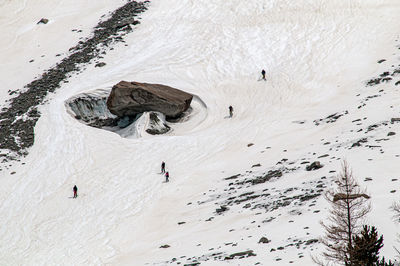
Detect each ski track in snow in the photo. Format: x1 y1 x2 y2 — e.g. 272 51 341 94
1 0 400 265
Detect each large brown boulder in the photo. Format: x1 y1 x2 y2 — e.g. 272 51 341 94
107 81 193 118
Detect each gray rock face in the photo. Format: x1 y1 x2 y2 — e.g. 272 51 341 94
145 112 170 135
65 89 119 128
107 81 193 118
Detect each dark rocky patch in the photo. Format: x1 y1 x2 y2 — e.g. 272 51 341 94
245 170 283 185
224 250 256 260
313 111 348 126
367 64 400 86
351 138 368 148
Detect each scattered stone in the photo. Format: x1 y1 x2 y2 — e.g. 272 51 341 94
305 239 318 245
225 174 240 180
258 237 270 244
388 132 396 136
216 206 229 214
37 18 49 24
160 244 170 248
10 171 16 175
252 163 261 168
377 59 386 63
178 222 186 225
390 190 396 193
247 143 254 147
305 161 323 171
391 118 400 123
95 62 106 67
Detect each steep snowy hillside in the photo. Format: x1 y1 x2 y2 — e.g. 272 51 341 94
1 0 400 265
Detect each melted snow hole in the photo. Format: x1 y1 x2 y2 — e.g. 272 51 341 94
65 88 207 138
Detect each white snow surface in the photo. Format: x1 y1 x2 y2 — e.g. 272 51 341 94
1 0 400 265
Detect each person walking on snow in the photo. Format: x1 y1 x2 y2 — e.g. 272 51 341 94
229 106 233 118
261 69 266 80
161 161 166 174
165 171 169 182
73 185 78 198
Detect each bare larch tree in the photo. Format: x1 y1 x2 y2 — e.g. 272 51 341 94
319 161 371 265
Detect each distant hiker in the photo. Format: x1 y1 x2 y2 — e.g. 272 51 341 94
73 185 78 198
161 161 166 174
229 106 233 118
261 69 266 80
165 171 169 182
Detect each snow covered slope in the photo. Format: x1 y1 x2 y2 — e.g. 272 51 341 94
1 0 400 265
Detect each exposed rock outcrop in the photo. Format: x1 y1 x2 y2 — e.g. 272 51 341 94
145 112 170 135
107 81 193 118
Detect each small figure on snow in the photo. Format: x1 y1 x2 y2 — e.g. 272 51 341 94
165 171 169 182
161 161 166 174
229 106 233 118
73 185 78 198
261 69 266 80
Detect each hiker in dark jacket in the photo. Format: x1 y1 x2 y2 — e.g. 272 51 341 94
165 172 169 182
229 106 233 118
261 69 266 80
73 185 78 198
161 161 166 174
